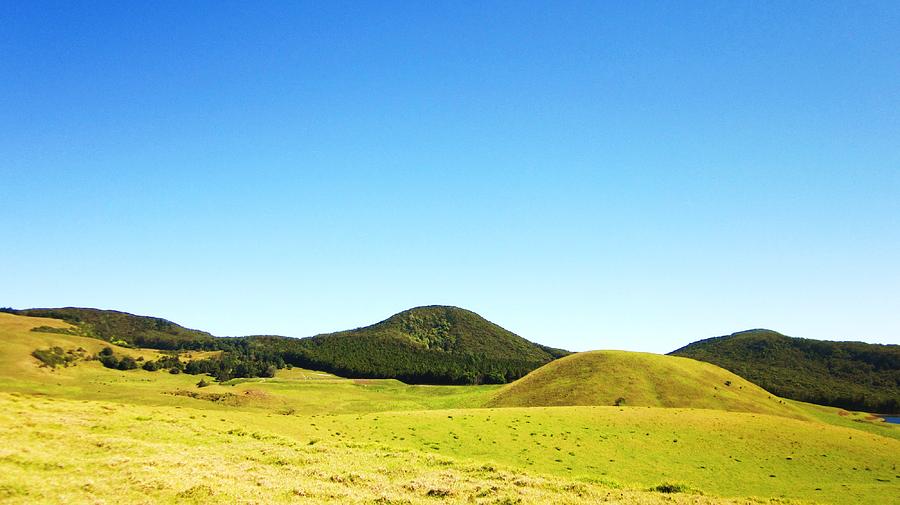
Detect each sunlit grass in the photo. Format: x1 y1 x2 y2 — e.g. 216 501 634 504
2 393 786 505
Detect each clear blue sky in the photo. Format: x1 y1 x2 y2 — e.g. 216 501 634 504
2 1 898 352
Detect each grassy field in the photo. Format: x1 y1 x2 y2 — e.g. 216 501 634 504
314 407 898 503
1 313 898 504
4 392 807 505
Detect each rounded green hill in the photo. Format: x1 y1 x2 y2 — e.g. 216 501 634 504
486 350 807 418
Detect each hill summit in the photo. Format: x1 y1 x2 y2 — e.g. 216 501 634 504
350 305 564 358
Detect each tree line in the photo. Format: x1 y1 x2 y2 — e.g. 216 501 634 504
97 344 284 381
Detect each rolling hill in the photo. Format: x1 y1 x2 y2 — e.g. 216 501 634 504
670 329 900 413
485 350 807 418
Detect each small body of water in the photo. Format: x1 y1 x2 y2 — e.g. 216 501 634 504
882 416 900 424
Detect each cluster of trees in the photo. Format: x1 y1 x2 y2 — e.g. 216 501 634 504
98 345 285 382
180 351 281 381
671 329 900 414
140 354 183 372
97 347 139 370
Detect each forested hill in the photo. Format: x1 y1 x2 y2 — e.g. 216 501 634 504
3 305 568 385
263 305 568 384
670 329 900 414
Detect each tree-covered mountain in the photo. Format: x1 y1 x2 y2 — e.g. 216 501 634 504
5 305 567 385
255 305 565 384
670 329 900 414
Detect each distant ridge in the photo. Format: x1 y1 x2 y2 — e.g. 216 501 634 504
8 307 215 349
671 329 900 413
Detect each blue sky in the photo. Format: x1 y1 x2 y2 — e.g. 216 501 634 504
1 1 898 352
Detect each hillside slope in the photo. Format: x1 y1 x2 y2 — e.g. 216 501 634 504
7 307 215 349
0 312 183 394
670 329 900 413
486 350 807 418
258 306 566 384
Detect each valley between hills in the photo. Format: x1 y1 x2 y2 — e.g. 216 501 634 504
1 307 897 504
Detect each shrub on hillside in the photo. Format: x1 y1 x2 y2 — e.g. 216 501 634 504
117 356 138 370
99 354 119 369
32 347 81 368
97 348 139 371
651 482 692 494
30 325 84 336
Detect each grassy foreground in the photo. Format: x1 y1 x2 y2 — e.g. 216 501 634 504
2 313 898 504
1 392 793 505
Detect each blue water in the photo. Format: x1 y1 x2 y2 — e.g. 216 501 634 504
882 416 900 424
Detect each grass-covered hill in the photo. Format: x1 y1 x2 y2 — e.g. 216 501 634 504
4 305 567 385
259 306 568 384
485 350 806 418
670 329 900 414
